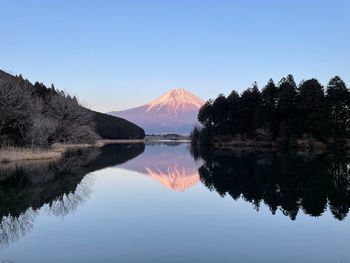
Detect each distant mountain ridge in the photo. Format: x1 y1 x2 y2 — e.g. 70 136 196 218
108 89 205 134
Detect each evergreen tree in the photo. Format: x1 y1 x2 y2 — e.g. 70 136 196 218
326 76 350 137
198 100 214 128
237 82 261 137
277 75 297 141
261 79 278 138
211 94 230 134
193 74 349 147
297 79 327 138
226 90 240 134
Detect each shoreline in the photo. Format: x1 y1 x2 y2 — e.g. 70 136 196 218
194 137 350 154
0 140 142 164
0 138 190 164
0 143 100 164
5 136 349 164
98 139 146 144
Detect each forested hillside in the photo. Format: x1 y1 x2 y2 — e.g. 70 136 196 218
192 75 350 147
91 110 145 139
0 70 144 147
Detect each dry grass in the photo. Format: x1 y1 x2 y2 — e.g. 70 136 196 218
0 143 97 163
0 139 148 164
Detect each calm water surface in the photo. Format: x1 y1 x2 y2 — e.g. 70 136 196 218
1 143 350 262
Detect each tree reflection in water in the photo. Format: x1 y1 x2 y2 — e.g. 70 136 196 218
0 208 37 247
192 146 350 221
0 143 145 247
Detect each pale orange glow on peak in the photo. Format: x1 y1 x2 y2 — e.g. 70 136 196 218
144 165 200 192
145 88 205 114
119 144 202 192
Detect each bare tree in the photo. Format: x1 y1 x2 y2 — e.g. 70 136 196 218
0 80 33 146
45 92 99 145
25 116 57 147
23 97 55 147
1 77 99 147
0 209 37 247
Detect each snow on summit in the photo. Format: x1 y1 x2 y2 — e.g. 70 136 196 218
146 89 204 111
145 89 205 113
108 89 205 134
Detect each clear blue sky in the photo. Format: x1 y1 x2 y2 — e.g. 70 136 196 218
1 0 349 112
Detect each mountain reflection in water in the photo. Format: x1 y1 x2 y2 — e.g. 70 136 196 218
2 142 350 250
119 143 201 191
0 143 145 247
192 146 350 221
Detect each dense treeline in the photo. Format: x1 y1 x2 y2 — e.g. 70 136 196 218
192 75 350 146
0 70 145 147
191 148 350 221
92 110 145 139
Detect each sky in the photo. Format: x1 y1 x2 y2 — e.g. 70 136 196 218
1 0 349 112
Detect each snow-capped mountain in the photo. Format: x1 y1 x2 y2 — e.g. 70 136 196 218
119 143 202 191
108 89 205 134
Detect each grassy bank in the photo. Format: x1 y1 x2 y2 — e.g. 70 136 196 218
0 139 149 163
0 143 100 163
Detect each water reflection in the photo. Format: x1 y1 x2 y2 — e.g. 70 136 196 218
120 143 201 191
0 143 144 247
2 141 350 252
192 147 350 221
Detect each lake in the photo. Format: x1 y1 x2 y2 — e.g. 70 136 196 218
1 142 350 262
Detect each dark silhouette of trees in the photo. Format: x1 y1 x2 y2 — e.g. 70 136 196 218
276 75 298 142
296 79 327 138
193 146 350 221
226 90 240 134
326 76 350 137
237 82 262 137
261 79 278 138
192 75 350 146
198 100 214 128
92 110 145 139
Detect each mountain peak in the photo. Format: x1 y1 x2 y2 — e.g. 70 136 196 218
108 88 205 133
145 88 205 113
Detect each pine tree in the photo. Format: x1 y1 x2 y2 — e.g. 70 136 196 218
326 76 350 137
277 75 297 141
297 79 326 138
261 79 278 137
